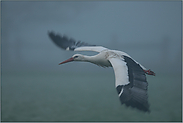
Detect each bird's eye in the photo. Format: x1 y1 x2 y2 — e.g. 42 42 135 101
74 56 79 59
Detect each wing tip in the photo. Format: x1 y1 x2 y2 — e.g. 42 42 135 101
117 84 150 113
48 30 55 36
123 102 150 113
48 31 57 40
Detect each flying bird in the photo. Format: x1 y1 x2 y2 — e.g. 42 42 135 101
48 31 155 112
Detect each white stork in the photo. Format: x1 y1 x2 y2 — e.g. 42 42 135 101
48 31 155 112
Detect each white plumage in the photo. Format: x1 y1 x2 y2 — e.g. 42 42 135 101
48 31 155 112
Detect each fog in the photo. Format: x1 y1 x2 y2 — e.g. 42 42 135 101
1 1 181 73
1 1 182 122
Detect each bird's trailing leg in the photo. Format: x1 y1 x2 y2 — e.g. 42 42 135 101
144 69 155 76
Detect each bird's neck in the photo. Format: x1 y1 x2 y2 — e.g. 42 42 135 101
82 54 111 67
83 55 97 63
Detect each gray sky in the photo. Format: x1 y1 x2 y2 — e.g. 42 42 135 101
1 1 182 74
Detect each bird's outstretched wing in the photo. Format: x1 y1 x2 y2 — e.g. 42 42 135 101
109 56 150 112
48 31 107 52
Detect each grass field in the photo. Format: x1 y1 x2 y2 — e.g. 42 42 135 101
1 71 182 122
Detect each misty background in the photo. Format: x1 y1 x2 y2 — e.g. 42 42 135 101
1 1 181 73
1 1 182 122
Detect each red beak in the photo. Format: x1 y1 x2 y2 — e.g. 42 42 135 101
59 57 74 65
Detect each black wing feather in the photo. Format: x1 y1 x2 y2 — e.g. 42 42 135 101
48 31 96 51
116 56 150 112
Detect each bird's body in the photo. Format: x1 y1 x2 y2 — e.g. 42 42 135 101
48 31 155 112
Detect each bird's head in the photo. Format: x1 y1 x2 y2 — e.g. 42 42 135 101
59 54 85 65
